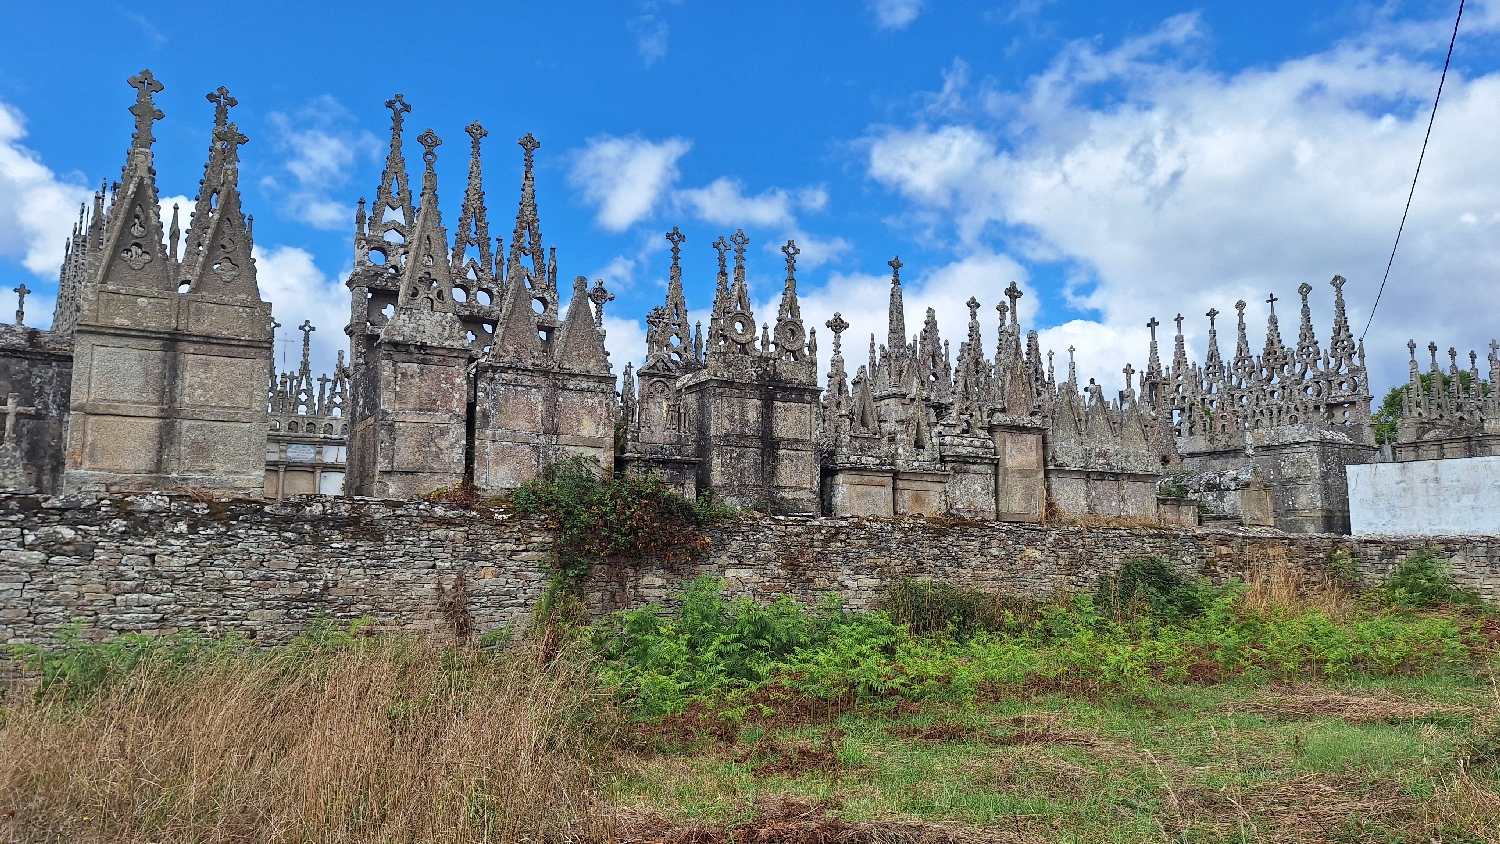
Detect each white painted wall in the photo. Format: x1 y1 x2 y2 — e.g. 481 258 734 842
1348 456 1500 536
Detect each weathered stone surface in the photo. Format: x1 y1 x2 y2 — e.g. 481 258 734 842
5 492 1497 663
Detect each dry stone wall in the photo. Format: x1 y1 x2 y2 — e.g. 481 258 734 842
3 492 1498 654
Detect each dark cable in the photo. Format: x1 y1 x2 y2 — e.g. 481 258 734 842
1362 0 1465 342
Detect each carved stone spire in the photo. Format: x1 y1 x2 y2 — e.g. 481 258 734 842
505 133 558 329
450 121 495 290
555 276 612 375
645 227 696 371
364 94 416 270
92 70 170 293
773 239 808 362
182 86 259 298
1263 292 1288 377
1204 308 1223 379
886 256 905 350
707 235 732 351
1295 282 1321 369
1327 275 1356 370
384 129 466 347
824 312 851 431
1233 300 1253 371
713 229 758 356
1172 313 1188 374
1145 317 1162 379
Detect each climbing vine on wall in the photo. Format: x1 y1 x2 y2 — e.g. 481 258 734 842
510 457 735 596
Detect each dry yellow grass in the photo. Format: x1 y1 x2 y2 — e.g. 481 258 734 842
0 638 609 844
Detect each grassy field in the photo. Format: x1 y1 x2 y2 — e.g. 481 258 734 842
3 552 1499 843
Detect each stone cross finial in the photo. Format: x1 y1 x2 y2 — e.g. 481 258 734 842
826 312 849 356
888 255 903 283
213 121 249 167
712 236 730 274
1407 339 1417 360
966 296 980 319
1 392 37 444
588 279 613 326
666 226 685 264
1123 362 1135 389
127 69 165 151
1449 347 1459 372
782 240 800 282
518 132 540 172
730 229 749 266
1266 292 1278 314
207 86 237 128
385 94 411 130
1429 341 1440 369
1004 281 1023 324
1146 316 1160 340
1206 307 1219 329
13 284 28 325
1173 313 1184 334
465 120 488 151
417 129 441 170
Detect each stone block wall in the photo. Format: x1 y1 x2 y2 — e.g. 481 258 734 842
3 493 1497 655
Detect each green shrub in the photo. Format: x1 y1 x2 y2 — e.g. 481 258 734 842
877 579 1043 639
1378 548 1485 608
1095 556 1221 622
510 457 733 591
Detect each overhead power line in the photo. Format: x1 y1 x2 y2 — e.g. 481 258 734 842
1361 0 1465 342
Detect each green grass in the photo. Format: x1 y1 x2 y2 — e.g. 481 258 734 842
595 565 1500 842
609 673 1500 841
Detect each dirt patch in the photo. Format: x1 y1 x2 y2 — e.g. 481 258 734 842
885 722 993 744
1239 688 1462 723
600 797 1037 843
1174 774 1422 842
752 743 847 779
991 728 1107 750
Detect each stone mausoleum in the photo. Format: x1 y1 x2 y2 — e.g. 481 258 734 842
0 71 1489 537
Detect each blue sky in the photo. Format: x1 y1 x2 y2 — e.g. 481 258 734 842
2 0 1497 394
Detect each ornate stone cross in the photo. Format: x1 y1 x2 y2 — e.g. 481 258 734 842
712 236 730 274
1 392 37 444
666 227 685 264
888 255 903 282
1146 316 1160 340
588 278 614 326
126 69 165 151
1206 307 1219 330
782 240 800 280
1266 292 1278 314
518 132 540 172
730 229 749 267
13 283 28 325
1174 313 1184 334
826 312 849 357
207 86 237 128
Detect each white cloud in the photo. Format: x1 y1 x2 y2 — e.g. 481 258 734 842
630 14 670 65
674 178 827 228
569 135 691 232
0 101 90 278
869 0 924 30
866 11 1500 393
260 97 378 232
602 314 648 389
255 245 350 378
